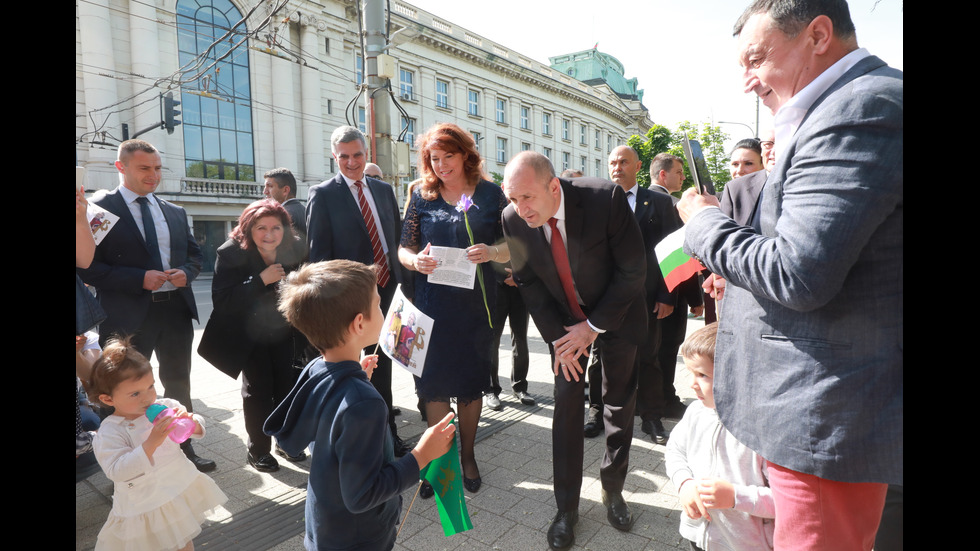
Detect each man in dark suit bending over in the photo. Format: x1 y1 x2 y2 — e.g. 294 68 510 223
502 151 646 550
306 126 410 456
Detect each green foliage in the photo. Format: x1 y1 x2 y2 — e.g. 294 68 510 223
627 124 672 187
625 121 730 194
668 121 730 194
489 171 504 185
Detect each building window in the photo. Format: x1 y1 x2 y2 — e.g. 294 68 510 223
468 90 480 116
399 69 414 100
595 159 601 176
402 116 415 145
542 113 551 136
330 158 335 173
496 137 507 163
436 79 449 109
562 151 570 170
358 107 366 133
495 99 506 124
355 53 363 86
580 155 587 173
521 142 531 151
607 134 613 154
324 38 330 55
327 99 332 115
562 119 570 141
595 130 601 149
520 106 530 130
472 131 482 152
543 147 552 160
176 0 254 181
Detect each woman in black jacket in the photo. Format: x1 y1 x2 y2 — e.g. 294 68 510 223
201 199 307 472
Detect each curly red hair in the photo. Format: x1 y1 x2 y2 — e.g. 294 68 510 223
415 123 484 200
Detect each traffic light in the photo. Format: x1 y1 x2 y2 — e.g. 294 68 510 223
163 92 181 134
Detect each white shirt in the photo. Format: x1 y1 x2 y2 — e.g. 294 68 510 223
774 48 871 159
340 173 389 254
118 185 176 292
542 186 604 334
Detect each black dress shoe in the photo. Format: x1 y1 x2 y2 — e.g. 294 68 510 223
514 391 536 406
485 393 502 411
181 441 216 473
583 406 603 438
391 406 402 416
601 489 634 531
275 443 308 462
547 510 578 551
392 433 413 458
247 452 280 473
463 476 482 493
641 418 669 445
419 480 434 499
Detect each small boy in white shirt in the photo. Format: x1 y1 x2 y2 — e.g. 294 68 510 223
665 323 775 550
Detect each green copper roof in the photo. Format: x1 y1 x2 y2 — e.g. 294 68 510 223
549 49 643 103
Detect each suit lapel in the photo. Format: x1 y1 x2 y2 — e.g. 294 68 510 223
330 175 371 239
366 177 396 246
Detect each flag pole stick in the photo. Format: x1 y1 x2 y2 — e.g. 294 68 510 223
397 482 424 539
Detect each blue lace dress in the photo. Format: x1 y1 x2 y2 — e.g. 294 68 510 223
400 180 505 403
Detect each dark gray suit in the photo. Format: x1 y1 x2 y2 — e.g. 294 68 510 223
685 55 903 485
719 169 767 226
306 174 403 430
77 187 202 411
503 177 646 512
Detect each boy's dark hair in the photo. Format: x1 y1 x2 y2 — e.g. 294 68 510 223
680 322 718 363
88 335 153 405
277 259 377 352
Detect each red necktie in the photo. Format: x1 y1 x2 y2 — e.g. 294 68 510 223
354 180 391 288
548 217 586 322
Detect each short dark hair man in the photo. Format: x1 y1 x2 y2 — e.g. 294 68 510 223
77 139 214 472
263 167 306 237
583 145 675 444
647 152 704 419
502 151 646 550
305 126 410 456
677 1 902 546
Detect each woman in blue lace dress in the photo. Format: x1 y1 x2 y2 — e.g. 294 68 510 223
399 123 510 495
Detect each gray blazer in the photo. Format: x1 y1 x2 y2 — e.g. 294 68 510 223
719 169 767 226
685 55 903 485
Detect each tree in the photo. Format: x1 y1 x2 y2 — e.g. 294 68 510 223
625 121 730 194
626 124 672 188
668 121 730 194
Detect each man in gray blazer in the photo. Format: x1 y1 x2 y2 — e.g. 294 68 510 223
678 1 902 547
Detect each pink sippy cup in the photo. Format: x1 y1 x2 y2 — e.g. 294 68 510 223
144 404 196 443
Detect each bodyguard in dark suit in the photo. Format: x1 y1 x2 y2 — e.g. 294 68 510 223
586 146 675 443
77 139 214 472
263 167 307 240
648 153 703 418
306 126 410 455
502 152 646 550
679 1 902 546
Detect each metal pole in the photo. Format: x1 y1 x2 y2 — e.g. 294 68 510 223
363 0 393 178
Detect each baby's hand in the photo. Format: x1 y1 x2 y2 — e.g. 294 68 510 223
142 414 178 458
360 354 378 380
412 412 456 469
697 477 735 510
679 478 710 520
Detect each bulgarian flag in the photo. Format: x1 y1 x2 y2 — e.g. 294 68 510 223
655 226 705 292
419 418 473 536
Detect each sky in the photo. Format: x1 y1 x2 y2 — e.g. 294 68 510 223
403 0 903 144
